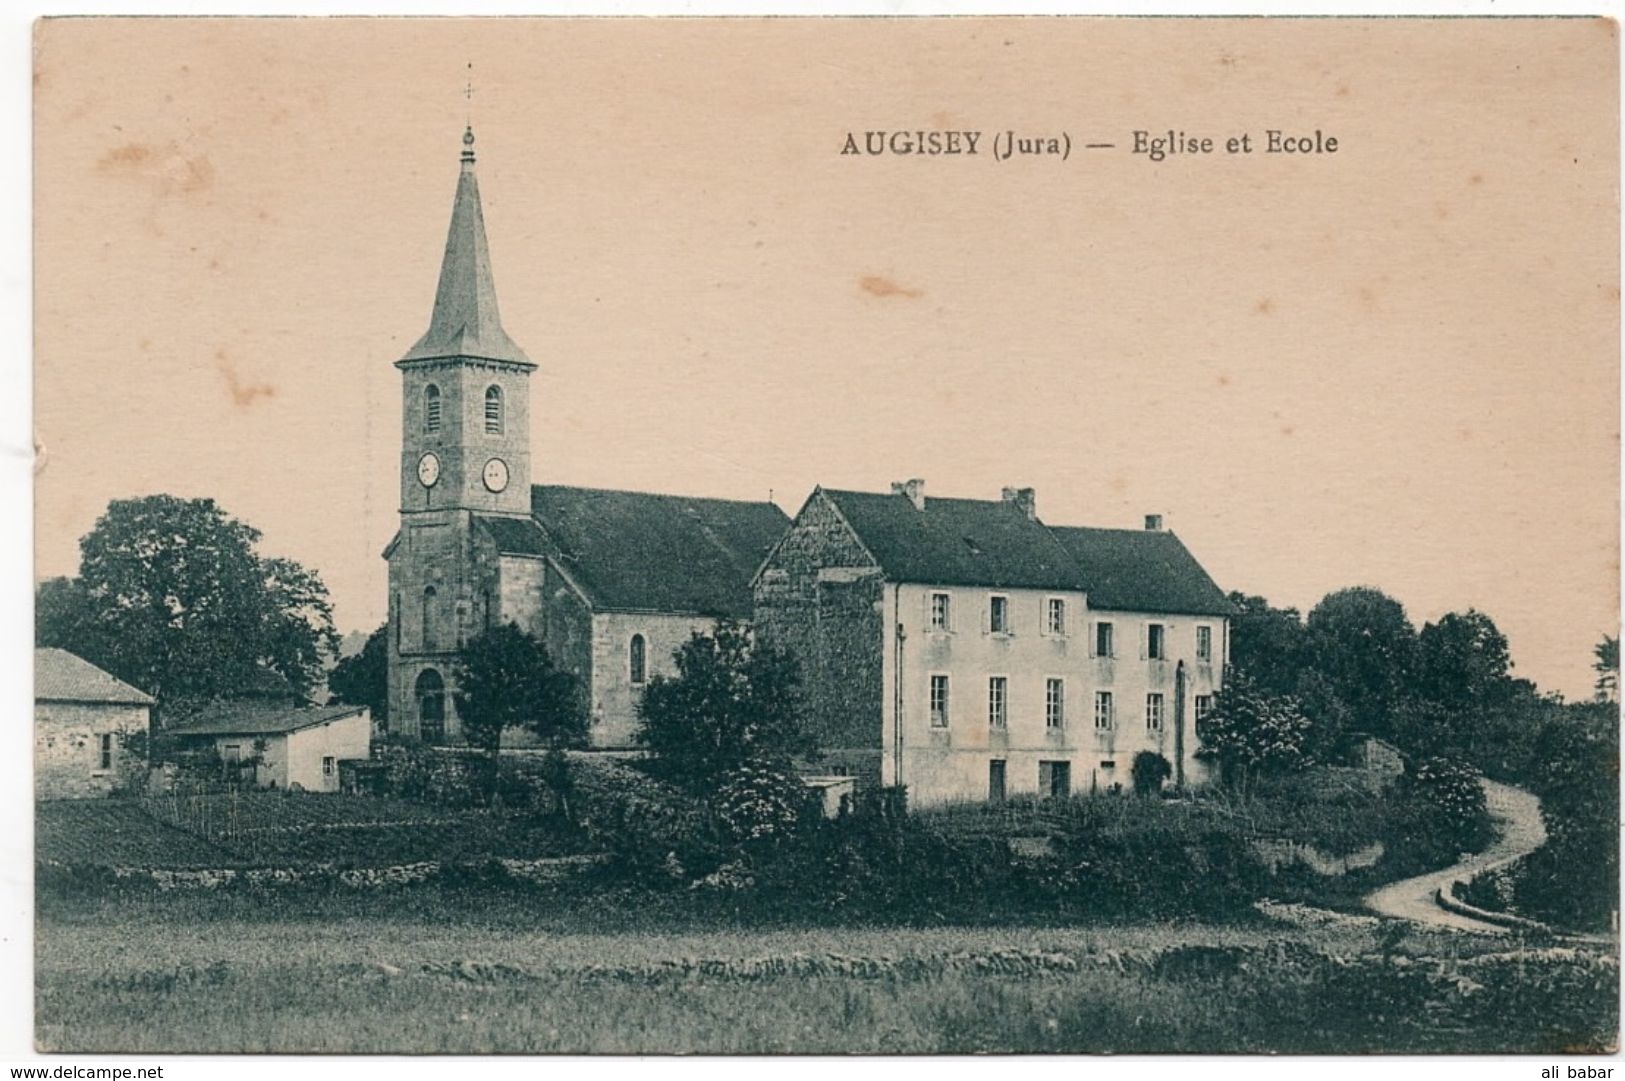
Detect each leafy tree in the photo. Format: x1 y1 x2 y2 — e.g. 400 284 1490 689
454 623 586 759
1394 756 1493 862
328 623 389 723
1290 668 1353 763
1414 609 1514 710
1195 672 1312 789
1305 587 1417 742
635 620 812 791
1226 591 1310 698
36 495 339 718
1130 750 1172 795
1593 634 1619 703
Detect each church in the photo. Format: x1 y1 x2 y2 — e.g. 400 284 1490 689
384 127 788 747
384 127 1234 805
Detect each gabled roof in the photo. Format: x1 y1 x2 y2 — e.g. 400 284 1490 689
167 703 367 738
531 485 790 617
35 648 154 706
398 128 532 368
1048 526 1235 617
819 488 1088 592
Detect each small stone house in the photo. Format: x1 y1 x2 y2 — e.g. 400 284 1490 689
753 481 1234 808
35 647 154 800
167 704 372 792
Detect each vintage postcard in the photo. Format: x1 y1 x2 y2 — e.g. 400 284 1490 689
29 14 1619 1057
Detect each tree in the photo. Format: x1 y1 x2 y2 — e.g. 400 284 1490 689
36 495 340 717
1226 591 1310 698
1593 634 1619 703
1130 750 1173 795
1195 672 1312 789
1305 587 1417 741
328 624 389 723
1414 609 1514 710
635 620 812 791
454 623 586 758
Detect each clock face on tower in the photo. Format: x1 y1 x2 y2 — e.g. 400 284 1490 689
416 452 441 488
482 457 510 493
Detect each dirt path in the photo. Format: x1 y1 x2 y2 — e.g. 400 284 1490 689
1364 778 1546 933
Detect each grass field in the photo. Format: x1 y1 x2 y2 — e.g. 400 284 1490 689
35 887 1619 1054
36 794 587 869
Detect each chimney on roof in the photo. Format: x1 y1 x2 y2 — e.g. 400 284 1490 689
891 478 926 511
1144 513 1164 531
1001 486 1037 521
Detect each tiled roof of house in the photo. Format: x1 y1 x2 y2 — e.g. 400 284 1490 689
167 703 368 738
531 485 790 617
1046 526 1235 617
812 488 1233 615
819 489 1090 591
34 648 154 706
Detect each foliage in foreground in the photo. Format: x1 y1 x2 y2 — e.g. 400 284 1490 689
35 920 1617 1054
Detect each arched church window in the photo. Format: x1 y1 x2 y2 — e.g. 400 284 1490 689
422 586 439 652
484 385 503 434
424 385 442 433
415 669 445 745
629 634 647 685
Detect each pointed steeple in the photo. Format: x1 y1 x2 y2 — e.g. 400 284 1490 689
400 126 533 367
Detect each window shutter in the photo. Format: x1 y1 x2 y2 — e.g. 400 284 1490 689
1087 621 1097 658
923 591 933 629
1138 623 1148 660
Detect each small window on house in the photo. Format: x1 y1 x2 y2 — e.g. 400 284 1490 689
1195 694 1215 723
1196 625 1213 662
98 733 113 771
929 675 951 728
988 759 1007 803
322 756 336 777
1146 693 1165 732
1094 691 1114 730
989 595 1010 634
484 385 504 434
1095 621 1114 658
1046 678 1066 729
930 592 952 632
222 744 242 764
424 385 442 433
629 634 647 685
1046 598 1067 636
1147 622 1166 660
987 677 1008 729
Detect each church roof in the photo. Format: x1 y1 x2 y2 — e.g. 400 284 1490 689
399 127 532 368
1048 526 1235 616
35 648 154 706
531 485 790 617
819 488 1088 591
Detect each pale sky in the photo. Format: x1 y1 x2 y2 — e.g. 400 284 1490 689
33 17 1619 698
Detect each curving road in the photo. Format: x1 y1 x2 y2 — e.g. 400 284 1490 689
1365 779 1547 933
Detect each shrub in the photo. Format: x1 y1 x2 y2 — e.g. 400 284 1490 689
1131 751 1172 796
1390 756 1493 868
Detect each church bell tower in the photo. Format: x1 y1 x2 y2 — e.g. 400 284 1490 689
387 125 535 743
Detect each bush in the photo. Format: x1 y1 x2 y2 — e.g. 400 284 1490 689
1131 752 1172 796
1390 756 1493 869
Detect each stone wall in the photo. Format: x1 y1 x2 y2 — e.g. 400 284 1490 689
753 491 886 770
36 702 148 799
